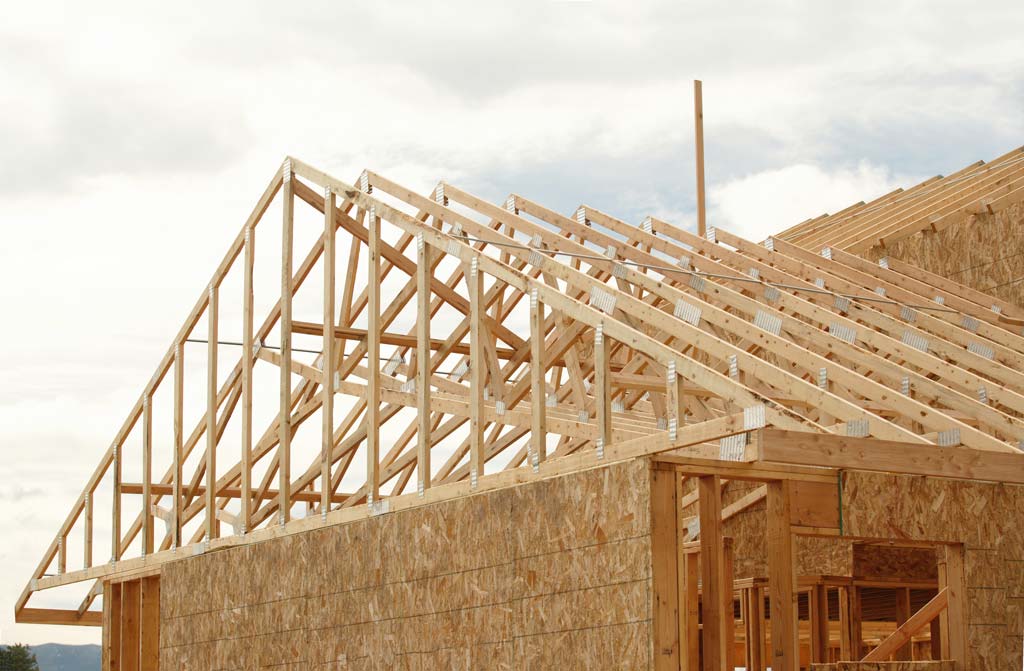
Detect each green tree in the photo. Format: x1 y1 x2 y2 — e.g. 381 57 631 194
0 644 40 671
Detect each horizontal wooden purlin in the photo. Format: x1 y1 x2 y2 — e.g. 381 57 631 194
756 428 1024 484
610 375 812 408
290 321 520 359
119 483 351 504
16 607 102 627
613 372 716 396
265 349 653 441
290 321 645 373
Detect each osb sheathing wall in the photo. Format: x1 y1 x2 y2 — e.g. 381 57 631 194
159 460 654 670
842 472 1024 671
864 202 1024 309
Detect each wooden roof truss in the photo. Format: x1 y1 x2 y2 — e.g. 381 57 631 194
16 157 1024 626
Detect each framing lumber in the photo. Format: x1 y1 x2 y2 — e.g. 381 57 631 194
756 428 1024 484
651 468 681 670
469 258 484 486
416 233 431 493
206 282 219 541
767 480 798 671
939 544 967 666
694 79 707 239
321 186 336 514
529 289 547 466
141 395 152 555
698 475 725 670
241 222 255 532
279 163 294 524
18 152 1024 643
366 202 381 504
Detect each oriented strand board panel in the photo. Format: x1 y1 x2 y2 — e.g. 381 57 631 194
852 545 938 582
159 459 653 670
864 202 1024 309
841 471 1024 671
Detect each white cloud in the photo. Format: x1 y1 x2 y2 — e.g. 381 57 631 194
708 161 923 242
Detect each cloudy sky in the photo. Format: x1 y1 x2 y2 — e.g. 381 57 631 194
1 0 1023 646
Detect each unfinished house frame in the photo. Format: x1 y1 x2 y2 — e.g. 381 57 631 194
15 153 1024 670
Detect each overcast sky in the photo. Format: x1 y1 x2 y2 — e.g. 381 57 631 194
2 0 1023 646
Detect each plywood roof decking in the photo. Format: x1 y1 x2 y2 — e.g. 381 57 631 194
15 155 1024 627
776 146 1024 254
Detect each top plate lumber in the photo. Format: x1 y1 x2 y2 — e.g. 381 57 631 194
755 428 1024 484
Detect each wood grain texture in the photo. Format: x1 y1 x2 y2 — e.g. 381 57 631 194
159 460 653 670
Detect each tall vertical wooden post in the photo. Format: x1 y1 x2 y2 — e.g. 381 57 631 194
699 474 726 670
930 616 942 660
206 284 219 541
529 288 547 466
241 225 254 534
111 440 121 563
651 467 681 671
172 343 183 548
894 587 912 660
141 394 152 555
811 584 830 663
939 544 967 666
416 234 432 493
121 579 140 671
724 539 736 670
84 489 93 568
594 323 611 457
105 581 122 671
681 551 701 670
767 480 798 671
839 585 853 660
322 186 336 515
140 576 160 669
745 586 765 671
279 161 293 523
102 581 111 671
468 257 484 486
694 79 707 239
850 586 864 659
366 204 381 504
677 476 700 671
